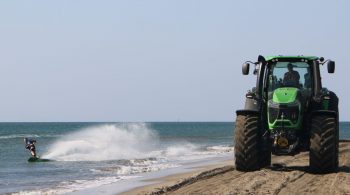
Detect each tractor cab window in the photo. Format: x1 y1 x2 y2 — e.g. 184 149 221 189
267 62 312 96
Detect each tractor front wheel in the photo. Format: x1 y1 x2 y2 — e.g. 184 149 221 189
309 114 338 173
234 114 261 171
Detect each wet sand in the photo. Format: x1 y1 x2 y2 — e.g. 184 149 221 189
123 141 350 195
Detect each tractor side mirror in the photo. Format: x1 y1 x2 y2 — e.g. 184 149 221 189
327 60 335 73
242 63 250 75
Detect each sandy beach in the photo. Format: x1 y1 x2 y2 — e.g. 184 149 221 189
124 140 350 195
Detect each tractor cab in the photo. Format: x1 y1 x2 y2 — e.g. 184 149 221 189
266 59 313 154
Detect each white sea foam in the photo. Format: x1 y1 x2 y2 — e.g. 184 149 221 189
32 123 234 194
14 176 139 195
0 134 38 139
0 134 61 140
164 145 233 161
165 143 199 157
112 163 179 175
42 123 159 161
42 123 206 162
207 145 234 152
97 158 179 175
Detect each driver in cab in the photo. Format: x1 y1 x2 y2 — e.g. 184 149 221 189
283 63 300 84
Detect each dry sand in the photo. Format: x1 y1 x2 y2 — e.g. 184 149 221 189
123 141 350 195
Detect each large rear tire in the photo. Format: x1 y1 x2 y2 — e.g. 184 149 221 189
309 115 338 173
234 114 261 171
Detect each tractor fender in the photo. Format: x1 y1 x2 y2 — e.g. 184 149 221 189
244 97 260 110
236 109 259 116
328 91 339 112
311 110 337 118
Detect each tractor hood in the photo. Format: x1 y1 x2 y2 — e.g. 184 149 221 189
272 88 298 104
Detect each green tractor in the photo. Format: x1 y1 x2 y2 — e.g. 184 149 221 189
234 55 339 173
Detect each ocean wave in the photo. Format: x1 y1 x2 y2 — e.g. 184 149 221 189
0 134 60 140
14 141 233 194
104 163 179 175
164 143 199 157
206 145 234 152
13 175 139 195
163 145 233 161
96 158 179 175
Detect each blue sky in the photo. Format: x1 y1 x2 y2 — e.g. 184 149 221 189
0 0 349 121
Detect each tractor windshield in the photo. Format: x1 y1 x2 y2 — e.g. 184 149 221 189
267 61 312 92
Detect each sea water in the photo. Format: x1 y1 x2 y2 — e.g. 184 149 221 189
0 122 349 194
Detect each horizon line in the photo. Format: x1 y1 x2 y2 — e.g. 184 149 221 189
0 121 349 123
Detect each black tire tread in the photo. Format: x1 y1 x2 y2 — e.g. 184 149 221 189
310 115 338 173
234 115 260 171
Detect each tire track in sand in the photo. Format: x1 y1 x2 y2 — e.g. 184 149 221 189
161 141 350 195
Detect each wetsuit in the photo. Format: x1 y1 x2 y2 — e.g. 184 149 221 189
25 138 37 157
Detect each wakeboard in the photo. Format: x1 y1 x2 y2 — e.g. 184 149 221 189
28 157 51 162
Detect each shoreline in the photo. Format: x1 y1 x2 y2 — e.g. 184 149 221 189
120 160 234 195
67 155 234 195
123 140 350 195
